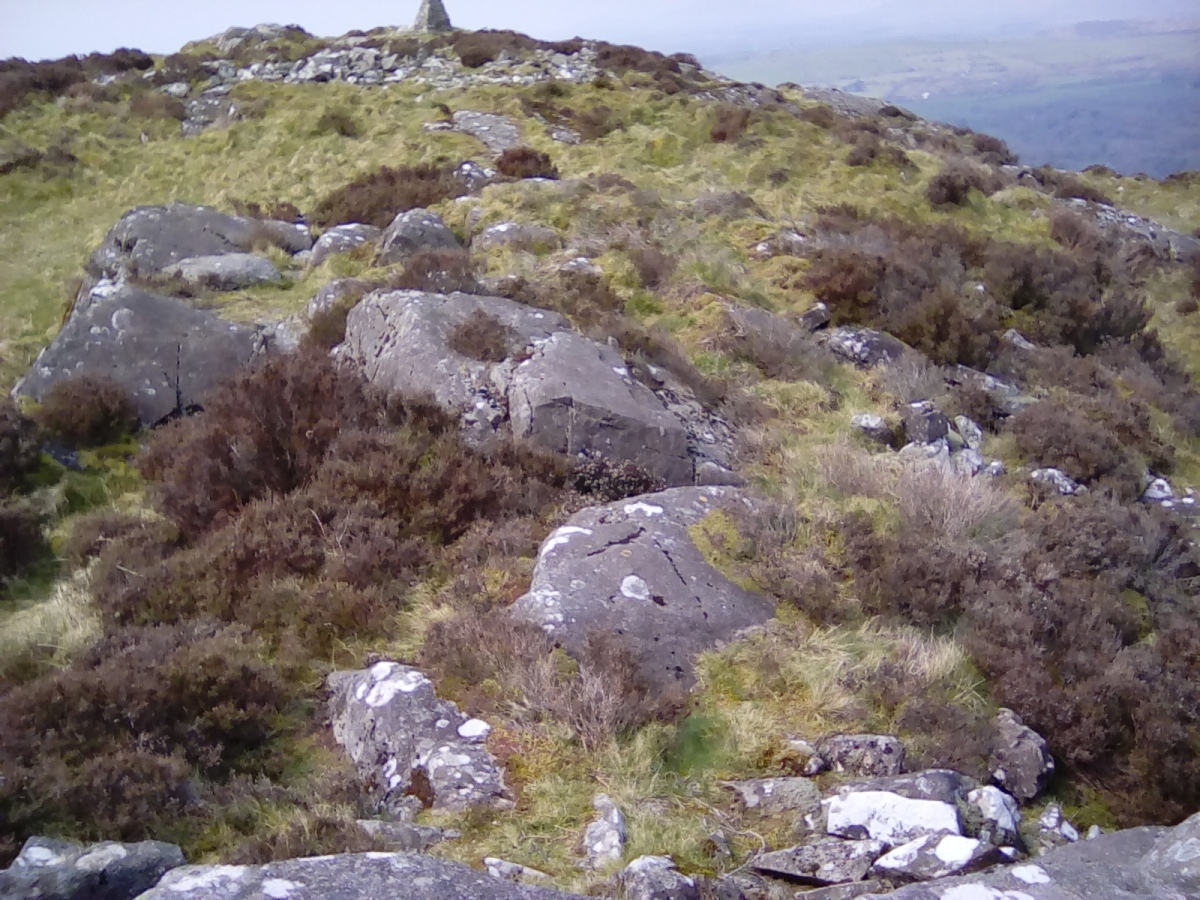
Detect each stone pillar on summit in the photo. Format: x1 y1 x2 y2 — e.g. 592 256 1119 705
413 0 453 33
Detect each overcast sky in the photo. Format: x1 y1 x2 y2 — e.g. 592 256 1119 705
2 1 1197 61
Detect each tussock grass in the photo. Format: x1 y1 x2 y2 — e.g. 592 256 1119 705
0 568 100 678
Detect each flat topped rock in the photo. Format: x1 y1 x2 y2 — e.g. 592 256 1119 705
512 486 775 692
15 286 266 426
162 253 282 291
453 111 522 154
137 852 584 899
89 204 261 282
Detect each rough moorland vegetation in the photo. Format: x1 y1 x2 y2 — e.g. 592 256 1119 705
1 20 1199 895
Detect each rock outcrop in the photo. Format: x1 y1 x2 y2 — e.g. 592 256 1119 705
0 836 184 900
327 662 510 816
15 286 266 426
138 852 584 899
860 811 1200 899
513 487 775 691
342 290 731 486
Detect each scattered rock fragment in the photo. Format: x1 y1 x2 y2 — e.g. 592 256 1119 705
326 662 511 816
582 794 627 870
815 734 906 777
870 833 1004 883
968 786 1022 847
722 777 822 818
619 856 700 900
752 839 887 886
989 708 1055 802
1036 803 1080 853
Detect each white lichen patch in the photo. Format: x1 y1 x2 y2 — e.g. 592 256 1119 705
75 844 130 872
541 525 594 559
457 718 491 740
167 865 248 891
364 667 430 707
620 574 651 601
1010 864 1051 884
938 887 1035 900
261 878 305 899
932 835 982 867
623 501 664 517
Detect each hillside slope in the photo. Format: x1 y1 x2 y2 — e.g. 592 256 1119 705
1 23 1200 897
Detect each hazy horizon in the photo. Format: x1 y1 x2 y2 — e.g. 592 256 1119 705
3 1 1198 62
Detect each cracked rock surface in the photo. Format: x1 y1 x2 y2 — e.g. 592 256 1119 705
327 662 510 816
14 286 266 426
137 852 584 899
512 486 774 691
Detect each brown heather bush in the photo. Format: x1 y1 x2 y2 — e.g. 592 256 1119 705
447 309 516 362
496 146 558 180
710 105 752 143
925 160 1002 206
0 399 40 492
0 501 48 583
1011 399 1140 496
1178 296 1200 316
837 463 1200 824
34 375 139 447
628 244 676 289
798 104 838 129
712 308 837 384
451 30 538 68
846 134 913 170
232 198 304 222
0 49 153 119
1033 166 1113 204
383 247 479 294
128 91 186 121
0 622 297 853
138 348 413 539
970 132 1018 165
311 163 466 229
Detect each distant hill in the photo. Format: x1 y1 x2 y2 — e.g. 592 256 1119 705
706 18 1200 177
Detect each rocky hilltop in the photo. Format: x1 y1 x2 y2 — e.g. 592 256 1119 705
1 14 1199 900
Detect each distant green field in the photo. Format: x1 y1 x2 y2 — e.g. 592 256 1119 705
707 23 1200 177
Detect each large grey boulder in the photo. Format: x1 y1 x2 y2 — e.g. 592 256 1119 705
0 836 184 900
15 286 265 426
88 204 261 283
860 811 1200 898
343 289 570 433
513 487 775 691
989 708 1055 801
161 253 282 291
752 839 887 886
510 332 694 486
343 290 710 485
310 224 382 267
327 662 510 816
137 853 583 899
376 209 462 266
822 326 914 368
413 0 453 33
